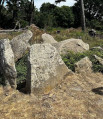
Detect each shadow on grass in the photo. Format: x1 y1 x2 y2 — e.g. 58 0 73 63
17 80 27 94
92 87 103 95
0 73 6 87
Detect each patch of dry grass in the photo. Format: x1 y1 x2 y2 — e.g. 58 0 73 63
0 25 44 44
0 73 103 119
0 32 23 40
48 28 103 48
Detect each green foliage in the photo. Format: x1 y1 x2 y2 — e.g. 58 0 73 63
16 54 28 84
0 1 103 30
62 49 103 73
0 53 28 85
74 0 103 30
87 19 103 30
0 0 35 28
62 51 85 71
40 2 56 13
54 6 74 27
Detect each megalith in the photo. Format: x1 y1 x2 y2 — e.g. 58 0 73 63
26 43 71 94
10 30 33 61
0 39 17 88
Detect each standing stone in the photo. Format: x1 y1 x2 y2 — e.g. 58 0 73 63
26 44 72 94
75 57 92 74
42 33 57 44
10 30 33 62
0 39 17 88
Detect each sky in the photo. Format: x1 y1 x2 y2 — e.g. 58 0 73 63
35 0 76 9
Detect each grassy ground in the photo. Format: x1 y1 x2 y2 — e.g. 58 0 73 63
47 27 103 48
0 73 103 119
0 31 23 40
46 27 103 73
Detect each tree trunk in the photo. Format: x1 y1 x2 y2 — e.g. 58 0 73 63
81 0 86 31
29 0 34 25
30 0 34 25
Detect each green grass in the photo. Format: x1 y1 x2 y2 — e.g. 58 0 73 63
62 48 103 73
47 27 103 48
0 53 28 86
16 54 28 84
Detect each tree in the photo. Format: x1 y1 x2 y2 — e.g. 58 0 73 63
84 0 103 21
0 0 5 12
7 0 20 22
74 0 103 30
55 0 86 31
6 0 35 27
40 2 56 13
39 3 57 28
80 0 86 31
54 6 74 27
0 0 6 27
29 0 34 25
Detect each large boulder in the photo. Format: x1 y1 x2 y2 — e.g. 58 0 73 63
0 39 17 88
75 57 92 74
26 43 72 94
42 33 57 44
10 30 33 61
53 38 89 55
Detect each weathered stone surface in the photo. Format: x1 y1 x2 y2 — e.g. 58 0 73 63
10 30 33 61
94 55 103 65
53 38 89 55
75 57 92 74
42 33 57 44
0 39 17 88
26 43 72 94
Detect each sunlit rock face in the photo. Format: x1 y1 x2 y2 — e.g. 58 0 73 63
26 43 72 94
10 30 33 62
0 39 17 88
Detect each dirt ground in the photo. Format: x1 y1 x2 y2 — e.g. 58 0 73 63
0 73 103 119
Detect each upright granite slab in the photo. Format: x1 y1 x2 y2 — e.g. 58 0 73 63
0 39 17 88
10 30 33 62
26 44 71 94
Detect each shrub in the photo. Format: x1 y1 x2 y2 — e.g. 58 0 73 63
16 54 28 84
62 49 103 73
